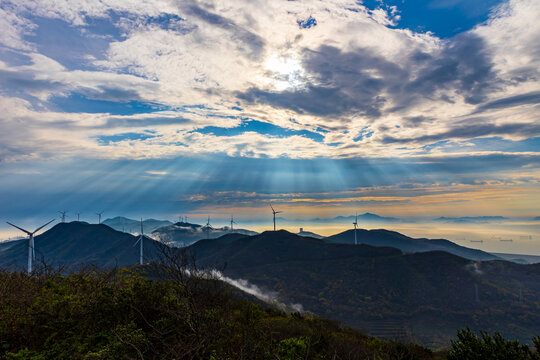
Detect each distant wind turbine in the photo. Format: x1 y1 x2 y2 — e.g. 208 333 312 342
6 219 55 273
204 216 214 239
230 215 237 232
96 211 103 224
133 218 144 265
77 212 81 221
59 211 68 223
353 212 358 245
270 204 282 231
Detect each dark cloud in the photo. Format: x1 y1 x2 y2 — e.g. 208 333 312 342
475 91 540 112
81 86 143 102
383 122 540 144
0 69 63 93
403 115 435 127
184 4 265 59
404 33 497 105
238 85 384 117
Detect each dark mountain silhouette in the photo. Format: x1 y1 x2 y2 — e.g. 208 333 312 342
102 216 173 233
186 230 540 346
0 221 164 270
324 229 500 261
189 230 400 269
152 221 258 246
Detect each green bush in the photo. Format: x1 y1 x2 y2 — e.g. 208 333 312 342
448 328 540 360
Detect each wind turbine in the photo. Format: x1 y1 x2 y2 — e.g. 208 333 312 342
133 218 144 265
6 219 55 273
204 216 214 239
230 215 237 232
353 212 358 245
59 211 68 223
270 204 282 231
77 212 81 221
96 211 103 224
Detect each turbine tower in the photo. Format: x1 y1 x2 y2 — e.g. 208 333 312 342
96 211 103 224
204 216 214 239
133 218 144 265
59 211 67 223
6 219 55 273
270 204 282 231
230 215 237 232
77 212 81 221
353 212 358 245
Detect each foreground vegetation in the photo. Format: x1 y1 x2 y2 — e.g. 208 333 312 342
0 255 538 359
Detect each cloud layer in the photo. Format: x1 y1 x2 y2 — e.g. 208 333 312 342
0 0 538 161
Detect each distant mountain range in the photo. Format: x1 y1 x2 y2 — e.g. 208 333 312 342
102 216 173 233
151 221 258 246
310 212 402 223
433 216 509 224
325 229 500 261
188 230 540 346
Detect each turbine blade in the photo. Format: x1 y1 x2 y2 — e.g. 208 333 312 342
33 219 56 233
270 203 275 212
133 238 141 247
6 222 32 236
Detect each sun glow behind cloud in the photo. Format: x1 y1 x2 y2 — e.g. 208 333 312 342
263 54 306 91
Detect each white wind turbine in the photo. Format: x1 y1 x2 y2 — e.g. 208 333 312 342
204 216 214 239
230 215 237 232
353 212 358 245
6 219 55 274
96 211 103 224
133 218 144 265
59 211 68 223
270 204 282 231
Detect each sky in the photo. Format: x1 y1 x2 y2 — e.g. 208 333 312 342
0 0 539 250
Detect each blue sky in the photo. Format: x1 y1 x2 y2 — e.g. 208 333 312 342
0 0 539 235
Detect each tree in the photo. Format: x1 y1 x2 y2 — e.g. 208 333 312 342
448 328 540 360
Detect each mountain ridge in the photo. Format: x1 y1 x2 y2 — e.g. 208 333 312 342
324 229 500 261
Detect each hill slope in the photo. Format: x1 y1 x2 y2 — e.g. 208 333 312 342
325 229 500 261
188 230 540 346
0 221 163 270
